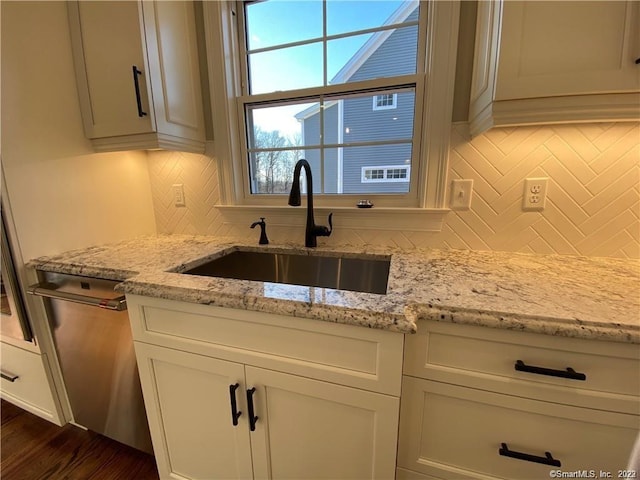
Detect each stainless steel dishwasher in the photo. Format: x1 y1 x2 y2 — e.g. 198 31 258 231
29 271 153 454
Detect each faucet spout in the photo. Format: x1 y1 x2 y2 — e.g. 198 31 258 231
288 159 332 248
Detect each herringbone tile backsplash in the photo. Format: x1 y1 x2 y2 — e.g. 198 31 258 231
147 122 640 259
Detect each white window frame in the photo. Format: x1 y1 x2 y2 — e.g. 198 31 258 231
372 93 398 111
203 1 460 229
361 165 411 183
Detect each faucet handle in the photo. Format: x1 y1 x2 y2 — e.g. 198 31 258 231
316 213 333 237
250 217 269 245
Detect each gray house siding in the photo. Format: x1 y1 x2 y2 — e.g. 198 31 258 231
341 91 414 194
341 8 418 194
347 10 418 83
301 102 339 193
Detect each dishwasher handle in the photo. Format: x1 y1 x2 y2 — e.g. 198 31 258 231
28 283 127 311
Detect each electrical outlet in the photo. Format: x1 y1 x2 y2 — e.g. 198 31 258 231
522 177 548 211
450 179 473 210
172 184 185 207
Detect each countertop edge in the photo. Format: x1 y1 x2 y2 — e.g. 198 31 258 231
119 280 417 334
404 304 640 344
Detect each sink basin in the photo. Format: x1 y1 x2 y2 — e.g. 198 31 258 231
182 250 390 295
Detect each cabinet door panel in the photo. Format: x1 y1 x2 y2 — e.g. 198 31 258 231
69 1 153 137
246 366 399 480
135 343 253 480
496 1 640 99
141 1 205 141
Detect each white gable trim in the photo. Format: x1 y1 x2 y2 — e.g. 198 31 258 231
294 100 339 121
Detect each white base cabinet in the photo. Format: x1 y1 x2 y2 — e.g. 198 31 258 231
127 295 403 480
398 321 640 480
0 341 62 425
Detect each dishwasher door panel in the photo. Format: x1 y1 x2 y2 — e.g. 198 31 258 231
41 272 153 454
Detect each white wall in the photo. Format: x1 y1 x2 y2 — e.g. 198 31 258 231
1 1 156 261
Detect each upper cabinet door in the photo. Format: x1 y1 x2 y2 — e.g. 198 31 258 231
68 1 153 138
140 1 206 143
496 1 640 100
67 1 206 153
469 0 640 136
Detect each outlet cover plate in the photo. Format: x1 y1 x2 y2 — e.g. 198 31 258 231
522 177 548 211
172 184 186 207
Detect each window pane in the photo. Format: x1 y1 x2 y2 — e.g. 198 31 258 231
326 1 417 37
249 43 323 94
327 25 418 84
246 102 315 150
245 1 323 51
249 148 318 195
325 90 415 145
341 144 412 194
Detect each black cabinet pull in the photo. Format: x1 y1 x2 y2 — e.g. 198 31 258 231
499 442 561 467
246 387 258 431
229 383 242 426
0 371 19 382
131 65 147 117
514 360 586 381
635 58 640 64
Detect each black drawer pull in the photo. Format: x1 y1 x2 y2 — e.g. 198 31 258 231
1 371 19 382
515 360 586 381
229 383 242 426
635 57 640 64
246 387 258 431
499 442 561 467
131 65 147 117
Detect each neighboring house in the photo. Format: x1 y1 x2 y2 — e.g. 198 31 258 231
295 3 418 194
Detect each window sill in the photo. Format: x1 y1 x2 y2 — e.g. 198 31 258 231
215 205 449 232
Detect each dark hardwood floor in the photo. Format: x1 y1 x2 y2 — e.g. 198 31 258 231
1 400 159 480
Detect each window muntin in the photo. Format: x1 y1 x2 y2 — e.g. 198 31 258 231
240 0 421 201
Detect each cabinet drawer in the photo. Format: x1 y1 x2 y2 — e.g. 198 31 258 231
0 342 56 419
127 295 404 395
398 376 639 480
404 321 640 413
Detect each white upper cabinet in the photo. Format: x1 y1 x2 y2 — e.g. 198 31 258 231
68 1 206 152
469 0 640 136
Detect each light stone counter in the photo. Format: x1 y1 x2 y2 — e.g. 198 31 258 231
29 234 640 343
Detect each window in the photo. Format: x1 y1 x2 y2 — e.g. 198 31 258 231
362 165 410 183
205 1 459 211
241 0 420 199
373 94 397 110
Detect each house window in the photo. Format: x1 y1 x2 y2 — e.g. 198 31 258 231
373 94 397 110
204 1 460 210
240 0 421 198
362 166 410 183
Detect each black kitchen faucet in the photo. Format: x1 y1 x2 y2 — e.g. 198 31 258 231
288 159 332 248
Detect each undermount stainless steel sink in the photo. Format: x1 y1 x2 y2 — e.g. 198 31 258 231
182 250 391 295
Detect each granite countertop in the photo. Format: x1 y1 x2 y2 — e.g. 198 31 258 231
29 234 640 343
